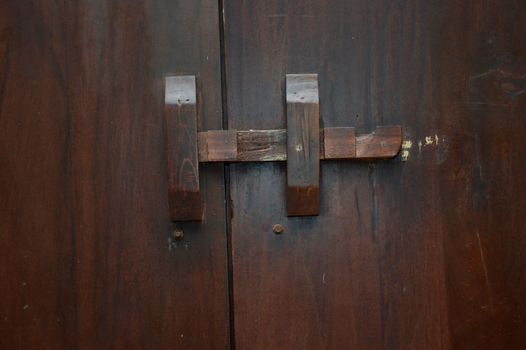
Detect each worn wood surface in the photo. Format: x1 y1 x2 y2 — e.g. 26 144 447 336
224 1 526 349
286 74 322 216
165 76 202 221
323 127 356 159
0 1 229 349
355 126 403 159
198 126 401 162
434 1 526 348
198 130 238 163
286 74 321 216
1 0 525 348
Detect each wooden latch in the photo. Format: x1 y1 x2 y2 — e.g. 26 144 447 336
164 74 402 221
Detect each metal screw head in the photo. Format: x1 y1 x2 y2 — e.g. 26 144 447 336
172 228 184 241
273 224 285 234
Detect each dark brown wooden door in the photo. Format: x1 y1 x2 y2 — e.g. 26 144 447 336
223 1 526 349
2 0 526 349
0 1 230 349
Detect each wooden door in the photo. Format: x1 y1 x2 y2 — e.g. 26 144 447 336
0 1 230 348
223 0 526 349
2 0 526 349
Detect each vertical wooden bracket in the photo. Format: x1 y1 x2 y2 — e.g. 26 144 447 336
164 76 202 221
286 74 321 216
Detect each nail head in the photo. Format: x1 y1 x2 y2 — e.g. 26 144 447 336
273 224 285 234
172 228 184 241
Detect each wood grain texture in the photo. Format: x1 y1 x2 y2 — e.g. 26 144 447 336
198 127 401 162
165 76 202 221
431 1 526 348
224 0 526 349
355 126 402 159
236 129 287 161
225 2 404 348
286 74 321 216
198 130 238 162
323 127 356 159
0 1 229 349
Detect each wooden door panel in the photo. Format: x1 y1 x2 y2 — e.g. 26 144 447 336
435 1 526 347
224 0 526 349
224 1 442 348
0 1 229 349
2 0 525 348
0 3 78 347
230 164 383 349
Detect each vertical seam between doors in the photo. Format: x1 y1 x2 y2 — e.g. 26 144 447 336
217 0 236 349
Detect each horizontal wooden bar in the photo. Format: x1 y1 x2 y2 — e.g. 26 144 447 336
323 127 356 159
197 130 238 162
356 126 403 159
198 126 402 163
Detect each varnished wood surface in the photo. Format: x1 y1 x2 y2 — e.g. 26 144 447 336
323 127 356 159
224 1 526 349
286 74 321 216
0 1 229 349
434 1 526 348
198 130 238 163
355 126 403 159
198 126 402 162
1 0 525 349
164 76 202 221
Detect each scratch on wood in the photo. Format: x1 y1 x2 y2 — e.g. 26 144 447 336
423 134 441 146
268 14 315 18
401 140 412 161
475 229 493 305
415 135 449 163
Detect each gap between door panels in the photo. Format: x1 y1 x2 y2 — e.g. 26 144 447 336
217 0 236 349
